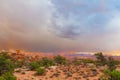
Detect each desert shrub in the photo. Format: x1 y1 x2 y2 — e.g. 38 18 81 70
0 72 16 80
29 58 55 70
38 57 55 67
94 52 107 66
104 70 120 80
54 55 67 65
36 67 45 75
0 76 6 80
0 77 5 80
109 70 120 80
107 56 117 71
74 61 81 65
72 58 81 65
29 61 40 70
0 52 11 59
0 52 15 75
82 59 95 64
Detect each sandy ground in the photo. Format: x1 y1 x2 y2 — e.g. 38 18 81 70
14 64 104 80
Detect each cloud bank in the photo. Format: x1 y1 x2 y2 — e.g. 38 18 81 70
0 0 120 52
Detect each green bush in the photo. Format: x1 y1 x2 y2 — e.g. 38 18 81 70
0 52 11 59
94 52 107 66
82 59 95 64
0 76 6 80
74 61 81 65
29 61 40 70
54 55 67 65
29 58 55 70
38 57 55 67
36 67 45 75
107 57 117 71
104 70 120 80
109 70 120 80
0 72 16 80
0 52 15 75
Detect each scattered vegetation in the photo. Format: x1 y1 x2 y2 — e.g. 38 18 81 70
0 72 16 80
73 60 81 65
0 52 16 80
102 70 120 80
82 59 95 64
54 55 67 65
0 52 15 75
38 57 55 67
94 52 107 66
1 51 120 80
107 56 117 71
29 61 40 70
36 67 46 75
95 52 120 80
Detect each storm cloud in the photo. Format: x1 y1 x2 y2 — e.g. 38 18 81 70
0 0 120 52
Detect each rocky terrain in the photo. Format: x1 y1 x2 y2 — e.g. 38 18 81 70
14 64 104 80
1 50 120 80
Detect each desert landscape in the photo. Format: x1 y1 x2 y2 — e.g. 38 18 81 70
1 50 120 80
1 0 120 80
14 64 103 80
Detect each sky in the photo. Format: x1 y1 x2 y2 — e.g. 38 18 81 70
0 0 120 52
